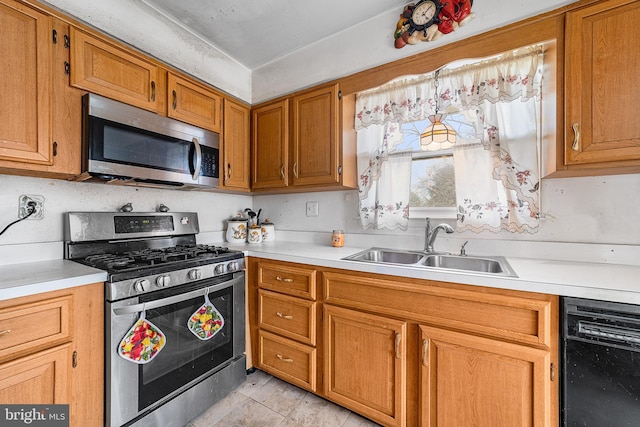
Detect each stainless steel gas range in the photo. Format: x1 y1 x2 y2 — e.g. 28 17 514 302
64 211 246 427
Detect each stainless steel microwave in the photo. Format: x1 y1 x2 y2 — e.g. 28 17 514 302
82 93 219 189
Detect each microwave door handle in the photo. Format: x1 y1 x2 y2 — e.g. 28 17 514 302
112 279 237 316
191 137 202 180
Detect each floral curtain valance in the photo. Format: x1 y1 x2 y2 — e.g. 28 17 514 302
355 45 544 233
355 45 543 130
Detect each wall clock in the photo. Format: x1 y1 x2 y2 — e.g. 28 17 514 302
394 0 475 48
408 0 443 32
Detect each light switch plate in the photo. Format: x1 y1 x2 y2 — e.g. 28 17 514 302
306 201 319 217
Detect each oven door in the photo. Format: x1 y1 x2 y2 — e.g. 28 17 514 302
106 272 244 427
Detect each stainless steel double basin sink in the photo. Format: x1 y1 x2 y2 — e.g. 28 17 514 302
342 247 517 277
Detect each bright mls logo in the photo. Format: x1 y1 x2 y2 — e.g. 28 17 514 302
0 405 69 426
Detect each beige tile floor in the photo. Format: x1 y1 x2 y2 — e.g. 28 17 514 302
187 369 381 427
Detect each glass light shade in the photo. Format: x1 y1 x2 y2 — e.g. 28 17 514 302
420 113 456 151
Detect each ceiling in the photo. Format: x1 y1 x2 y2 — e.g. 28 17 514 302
140 0 412 70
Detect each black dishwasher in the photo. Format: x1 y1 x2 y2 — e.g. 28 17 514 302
562 297 640 426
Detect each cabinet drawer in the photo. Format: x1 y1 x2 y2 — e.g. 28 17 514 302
0 296 72 361
258 262 316 300
259 290 316 346
258 330 316 392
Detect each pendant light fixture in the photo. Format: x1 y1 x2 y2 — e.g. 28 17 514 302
420 69 456 151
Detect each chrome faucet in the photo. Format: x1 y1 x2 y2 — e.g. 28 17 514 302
424 218 454 253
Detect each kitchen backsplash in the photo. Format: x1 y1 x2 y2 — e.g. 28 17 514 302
1 172 639 265
0 175 251 246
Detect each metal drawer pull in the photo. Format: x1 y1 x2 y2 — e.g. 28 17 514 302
422 339 429 367
280 165 285 180
150 81 156 102
0 329 11 337
276 276 294 283
395 333 401 359
293 162 298 178
276 354 294 363
571 122 580 151
276 312 293 320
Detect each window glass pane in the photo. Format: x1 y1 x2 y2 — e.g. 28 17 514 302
399 117 466 208
410 156 455 207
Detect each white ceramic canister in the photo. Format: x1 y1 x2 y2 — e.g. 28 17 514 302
247 226 262 244
226 216 248 243
261 219 275 242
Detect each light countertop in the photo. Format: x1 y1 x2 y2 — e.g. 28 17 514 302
238 241 640 305
0 260 107 300
1 240 639 304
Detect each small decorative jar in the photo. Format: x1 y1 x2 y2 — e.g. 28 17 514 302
247 225 263 244
226 215 248 243
332 230 344 247
261 219 275 242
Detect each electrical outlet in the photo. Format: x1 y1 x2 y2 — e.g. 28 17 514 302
18 194 45 220
306 201 319 217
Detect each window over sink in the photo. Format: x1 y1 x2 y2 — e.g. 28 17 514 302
355 45 544 234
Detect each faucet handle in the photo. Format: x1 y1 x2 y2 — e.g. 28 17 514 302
460 241 469 256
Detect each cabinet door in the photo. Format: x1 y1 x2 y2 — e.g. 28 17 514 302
0 343 71 405
70 27 162 112
168 73 222 132
0 0 52 165
324 304 406 427
565 0 640 165
420 325 552 427
291 84 340 186
251 100 289 189
221 98 251 191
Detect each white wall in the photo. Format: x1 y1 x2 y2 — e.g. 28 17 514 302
0 175 251 245
253 173 640 247
251 0 579 102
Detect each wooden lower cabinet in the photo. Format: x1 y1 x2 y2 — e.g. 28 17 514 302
0 343 71 404
420 325 551 427
249 258 559 427
0 283 104 427
324 304 407 427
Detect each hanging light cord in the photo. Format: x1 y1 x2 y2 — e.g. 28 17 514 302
433 69 441 114
0 202 37 237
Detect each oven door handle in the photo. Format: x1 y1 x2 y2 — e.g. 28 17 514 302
112 280 235 316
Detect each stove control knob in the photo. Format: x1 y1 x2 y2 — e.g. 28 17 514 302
214 264 226 275
156 275 171 287
188 269 202 280
227 262 239 272
133 279 150 292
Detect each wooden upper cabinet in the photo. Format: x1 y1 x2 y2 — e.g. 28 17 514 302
565 0 640 166
251 83 356 192
168 73 222 133
221 98 251 191
252 99 289 189
69 27 163 113
291 83 340 186
420 325 552 427
0 0 52 165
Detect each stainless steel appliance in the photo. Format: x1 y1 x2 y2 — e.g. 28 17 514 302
64 212 245 427
83 93 220 189
562 297 640 426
